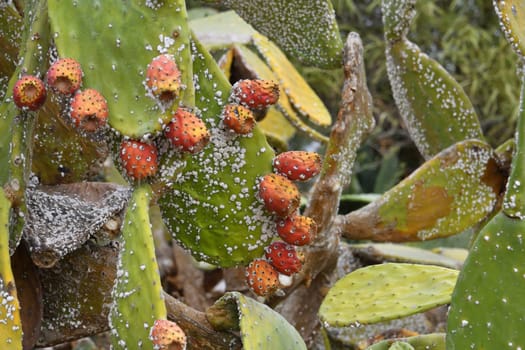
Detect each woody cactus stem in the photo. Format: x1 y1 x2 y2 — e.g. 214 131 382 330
274 32 374 342
302 31 374 280
109 183 167 349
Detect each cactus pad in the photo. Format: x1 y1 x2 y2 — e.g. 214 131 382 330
222 0 342 68
495 0 525 57
48 0 192 137
366 333 445 350
206 291 307 350
319 263 458 327
158 37 275 267
109 184 166 349
342 140 503 242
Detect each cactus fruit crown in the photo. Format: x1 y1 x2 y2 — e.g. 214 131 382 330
13 75 47 111
46 58 83 95
70 88 109 132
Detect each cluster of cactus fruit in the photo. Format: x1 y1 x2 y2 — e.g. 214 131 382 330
247 150 322 296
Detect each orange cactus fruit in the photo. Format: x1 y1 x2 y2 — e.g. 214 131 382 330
222 103 256 135
120 140 159 181
230 79 279 110
258 173 300 218
46 58 83 95
276 215 317 246
265 241 303 276
165 109 210 154
245 258 280 296
273 151 322 181
150 319 187 350
146 54 181 103
70 89 109 132
12 75 47 111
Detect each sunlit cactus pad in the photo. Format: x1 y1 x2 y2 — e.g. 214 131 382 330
159 38 275 267
48 0 191 137
319 263 458 327
207 292 307 350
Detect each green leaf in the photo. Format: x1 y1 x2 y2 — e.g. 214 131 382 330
109 184 166 349
222 0 343 68
0 188 22 350
48 0 193 137
319 263 458 327
385 37 484 159
366 333 445 350
158 36 275 267
207 292 307 350
342 140 504 242
495 0 525 57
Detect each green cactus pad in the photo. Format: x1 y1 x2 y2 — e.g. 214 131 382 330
222 0 342 68
366 333 445 350
207 292 307 350
495 0 525 57
319 263 458 327
385 37 484 159
48 0 193 137
0 188 22 349
0 4 21 97
109 184 167 349
447 212 525 349
447 74 525 350
382 0 416 43
342 140 504 242
350 243 461 269
158 36 275 267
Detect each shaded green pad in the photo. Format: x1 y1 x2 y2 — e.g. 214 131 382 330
367 333 445 350
158 37 274 267
223 0 343 69
190 10 255 49
346 140 502 241
350 243 461 269
495 0 525 57
382 0 416 42
319 263 458 327
385 39 483 159
0 4 21 98
109 184 166 349
447 212 525 349
212 292 307 350
48 0 192 137
0 188 22 349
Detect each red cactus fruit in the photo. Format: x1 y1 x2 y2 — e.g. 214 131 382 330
70 89 108 132
230 79 279 109
165 109 210 154
265 241 303 276
273 151 322 181
120 140 158 180
258 173 300 217
276 215 317 246
150 319 187 350
46 58 83 95
12 75 47 111
146 54 181 103
245 258 280 296
222 103 256 135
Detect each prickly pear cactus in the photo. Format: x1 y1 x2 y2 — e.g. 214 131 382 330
222 0 343 68
0 188 22 350
366 333 445 350
206 291 307 350
446 74 525 349
342 140 504 241
158 37 275 267
319 263 458 327
382 0 484 159
48 0 192 138
109 183 167 349
495 0 525 57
